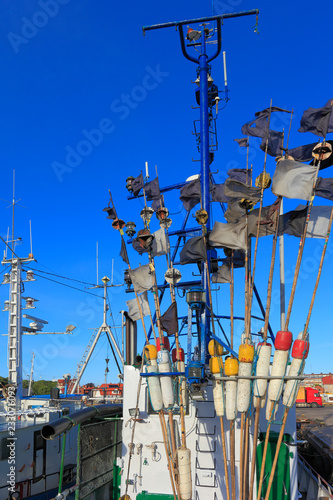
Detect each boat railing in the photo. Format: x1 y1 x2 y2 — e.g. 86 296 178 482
298 453 333 499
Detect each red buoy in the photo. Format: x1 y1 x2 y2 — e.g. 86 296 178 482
172 347 185 363
274 331 292 351
156 336 170 352
292 339 310 359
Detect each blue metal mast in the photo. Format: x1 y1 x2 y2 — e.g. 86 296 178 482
143 10 259 386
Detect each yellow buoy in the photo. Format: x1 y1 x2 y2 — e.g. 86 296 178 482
208 339 224 356
209 356 223 374
144 344 157 360
225 357 239 376
238 343 254 363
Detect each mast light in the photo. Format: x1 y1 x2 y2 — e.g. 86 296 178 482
125 221 136 238
2 273 10 284
186 287 206 310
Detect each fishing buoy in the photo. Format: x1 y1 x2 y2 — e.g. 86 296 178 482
253 343 272 398
237 361 252 413
208 339 224 356
225 357 238 421
145 359 163 412
283 337 309 407
157 349 174 408
283 358 305 407
172 347 185 363
156 336 170 351
238 343 255 363
291 339 309 359
144 343 158 360
266 398 279 421
225 357 238 376
212 374 225 416
253 394 266 409
237 344 254 413
209 356 223 374
267 350 289 402
177 448 192 500
274 330 292 351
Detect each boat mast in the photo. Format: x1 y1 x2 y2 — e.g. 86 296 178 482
28 352 35 396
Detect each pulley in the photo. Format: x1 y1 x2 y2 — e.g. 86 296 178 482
195 209 208 225
164 267 182 284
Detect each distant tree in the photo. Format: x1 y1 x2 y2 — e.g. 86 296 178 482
0 376 8 385
32 380 57 395
85 383 95 388
22 380 29 389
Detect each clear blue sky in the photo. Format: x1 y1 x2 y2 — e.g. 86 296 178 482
0 0 332 386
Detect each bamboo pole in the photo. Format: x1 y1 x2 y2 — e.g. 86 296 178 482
263 408 289 500
256 401 274 500
239 412 245 500
159 411 178 500
248 399 261 500
220 416 231 500
243 414 250 500
229 253 236 500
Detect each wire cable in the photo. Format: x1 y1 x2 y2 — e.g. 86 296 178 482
22 270 103 299
23 265 96 287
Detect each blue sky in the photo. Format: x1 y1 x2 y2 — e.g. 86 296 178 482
0 0 333 386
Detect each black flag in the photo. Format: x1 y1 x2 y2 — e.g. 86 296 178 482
298 99 333 137
160 302 178 336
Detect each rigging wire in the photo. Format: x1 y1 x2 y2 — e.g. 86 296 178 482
23 265 96 287
22 269 103 299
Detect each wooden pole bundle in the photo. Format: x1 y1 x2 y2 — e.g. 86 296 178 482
263 206 333 500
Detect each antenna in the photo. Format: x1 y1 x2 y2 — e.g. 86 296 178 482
29 220 33 257
96 241 99 285
111 259 114 286
12 170 15 257
145 161 149 181
223 50 227 87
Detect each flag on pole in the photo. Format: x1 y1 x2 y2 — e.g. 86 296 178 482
212 264 231 283
152 228 167 256
180 178 201 211
160 302 178 336
132 173 144 196
272 159 318 200
120 238 129 264
208 219 247 250
179 236 207 264
126 291 150 322
210 183 229 203
315 177 333 201
145 178 161 201
247 199 281 237
278 205 332 238
298 99 333 137
129 264 152 293
224 178 261 204
227 168 250 184
234 138 249 147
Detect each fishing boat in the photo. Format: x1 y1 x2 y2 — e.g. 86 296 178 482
0 234 84 499
40 8 333 500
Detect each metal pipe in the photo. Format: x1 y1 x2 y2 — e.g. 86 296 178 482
142 10 259 32
41 404 122 439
